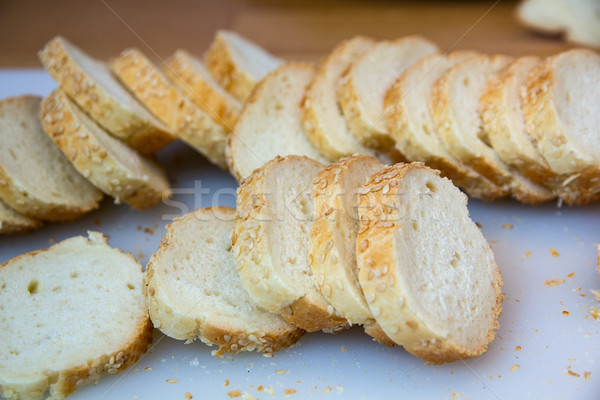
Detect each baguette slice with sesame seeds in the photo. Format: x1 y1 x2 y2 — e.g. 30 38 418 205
40 90 170 210
110 48 229 169
204 30 284 102
226 62 329 181
0 95 103 221
0 199 42 235
38 36 176 154
232 155 347 333
0 231 153 400
145 207 304 356
164 49 242 133
356 163 502 364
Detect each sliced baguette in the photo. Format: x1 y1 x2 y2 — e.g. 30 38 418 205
356 163 502 364
145 207 304 356
0 95 103 221
385 51 509 201
163 49 242 132
110 48 228 169
0 199 42 235
232 155 347 333
0 231 153 400
522 49 600 205
338 36 438 155
204 30 283 102
226 62 328 180
301 36 384 161
431 54 554 204
38 36 175 154
40 89 170 210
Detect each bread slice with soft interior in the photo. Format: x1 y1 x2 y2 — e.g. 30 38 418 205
226 62 328 180
522 49 600 205
338 36 438 157
356 163 503 364
38 36 175 154
164 49 242 132
0 95 103 221
145 207 304 357
40 89 171 210
232 155 347 333
301 36 384 162
0 199 42 234
204 30 283 102
0 231 153 400
431 54 554 204
384 51 509 201
110 48 229 169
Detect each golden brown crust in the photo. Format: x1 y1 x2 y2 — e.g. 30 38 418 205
40 89 170 210
0 200 42 234
38 36 175 154
110 48 228 169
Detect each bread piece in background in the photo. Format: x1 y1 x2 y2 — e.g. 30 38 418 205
0 95 103 221
523 49 600 205
40 89 170 210
39 36 176 154
205 30 283 102
145 207 304 356
0 231 152 400
356 163 502 364
0 199 41 234
233 155 347 333
110 48 228 169
226 62 328 181
164 50 242 133
385 51 508 201
338 36 438 160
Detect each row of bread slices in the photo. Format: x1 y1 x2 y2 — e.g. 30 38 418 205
0 154 502 399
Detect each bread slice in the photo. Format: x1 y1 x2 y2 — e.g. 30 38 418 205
0 231 153 400
517 0 600 48
110 48 228 169
40 89 170 210
38 36 176 154
356 163 502 364
0 95 103 221
145 207 304 356
0 199 41 235
232 155 347 333
385 51 509 201
204 30 283 102
431 54 554 204
337 36 438 155
163 49 242 132
301 36 384 162
226 62 328 180
522 49 600 205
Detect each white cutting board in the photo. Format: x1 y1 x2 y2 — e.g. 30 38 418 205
0 70 599 400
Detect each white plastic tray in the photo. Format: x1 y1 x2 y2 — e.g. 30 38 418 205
1 70 599 400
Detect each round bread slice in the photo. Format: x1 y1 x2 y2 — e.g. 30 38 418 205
163 49 242 133
384 51 508 201
40 89 170 210
431 54 554 204
0 199 41 235
338 36 438 154
38 36 176 154
204 30 283 102
226 62 328 181
232 155 347 333
110 48 229 169
0 231 153 400
522 49 600 205
145 207 304 356
0 95 103 221
356 163 502 364
301 36 385 162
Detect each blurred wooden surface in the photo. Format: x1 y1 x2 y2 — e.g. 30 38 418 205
0 0 576 68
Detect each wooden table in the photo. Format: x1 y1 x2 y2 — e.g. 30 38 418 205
0 0 575 68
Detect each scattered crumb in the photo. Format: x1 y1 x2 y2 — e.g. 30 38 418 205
184 393 193 399
227 390 242 398
514 346 522 351
265 386 275 396
567 370 580 378
137 252 144 260
143 225 157 235
137 225 142 231
257 385 263 392
340 346 348 352
584 333 592 338
47 237 55 244
322 386 332 394
584 371 591 381
284 388 297 395
562 310 570 316
567 272 575 278
166 378 178 384
224 379 230 387
510 364 520 372
94 219 101 226
549 248 560 257
502 223 513 230
475 222 482 229
144 367 153 371
588 306 599 319
544 278 566 287
525 251 532 258
275 369 288 375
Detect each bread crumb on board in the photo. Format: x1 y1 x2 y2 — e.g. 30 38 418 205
544 278 566 287
510 364 520 372
549 248 560 257
227 389 242 398
502 223 513 229
184 393 193 399
525 251 532 258
166 378 178 384
284 388 297 395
